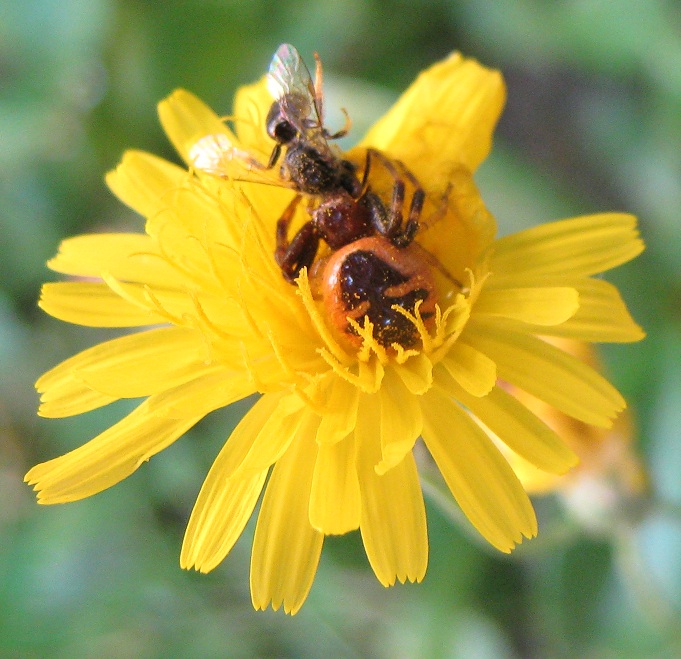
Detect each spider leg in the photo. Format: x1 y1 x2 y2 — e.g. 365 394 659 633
364 148 425 247
274 194 319 282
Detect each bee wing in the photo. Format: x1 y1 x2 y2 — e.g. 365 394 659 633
267 45 315 107
189 133 292 188
267 44 327 134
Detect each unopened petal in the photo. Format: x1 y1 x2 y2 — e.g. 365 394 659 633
315 376 360 444
439 341 497 397
375 370 422 475
359 52 505 190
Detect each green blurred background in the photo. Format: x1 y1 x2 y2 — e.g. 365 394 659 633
2 1 681 656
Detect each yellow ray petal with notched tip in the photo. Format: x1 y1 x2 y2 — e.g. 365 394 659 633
25 400 203 503
421 388 537 552
182 468 268 573
250 412 323 615
482 277 644 343
465 319 625 427
37 327 204 416
356 398 428 587
180 397 289 573
437 374 579 475
106 150 188 219
490 213 644 279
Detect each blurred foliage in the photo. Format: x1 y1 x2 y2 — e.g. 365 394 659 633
2 0 681 656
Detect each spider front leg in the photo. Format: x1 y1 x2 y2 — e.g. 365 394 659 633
274 194 320 282
365 149 425 247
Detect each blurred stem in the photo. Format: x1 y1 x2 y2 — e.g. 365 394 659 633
613 520 681 642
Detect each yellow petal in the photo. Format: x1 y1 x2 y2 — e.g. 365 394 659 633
375 370 422 475
47 234 186 289
552 278 644 342
439 341 497 397
315 376 360 444
105 150 188 219
73 328 207 398
230 394 306 477
421 388 537 552
146 366 254 419
440 377 579 475
355 397 428 586
484 278 644 343
158 89 238 165
185 394 303 572
38 386 117 419
415 166 497 279
309 432 361 534
392 354 433 395
181 467 267 573
232 77 276 161
358 52 505 191
39 282 167 327
465 319 626 427
474 286 579 326
99 274 237 330
36 327 203 416
490 214 644 279
250 412 323 615
25 400 201 503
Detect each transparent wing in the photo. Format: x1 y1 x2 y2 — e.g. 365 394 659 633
267 44 316 112
266 43 330 152
189 134 292 188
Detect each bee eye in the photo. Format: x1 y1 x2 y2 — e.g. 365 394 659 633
266 102 297 144
274 120 297 143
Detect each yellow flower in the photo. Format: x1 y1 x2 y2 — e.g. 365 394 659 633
499 338 647 529
25 51 644 614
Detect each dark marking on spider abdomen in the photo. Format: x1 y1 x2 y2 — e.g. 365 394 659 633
339 250 434 348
